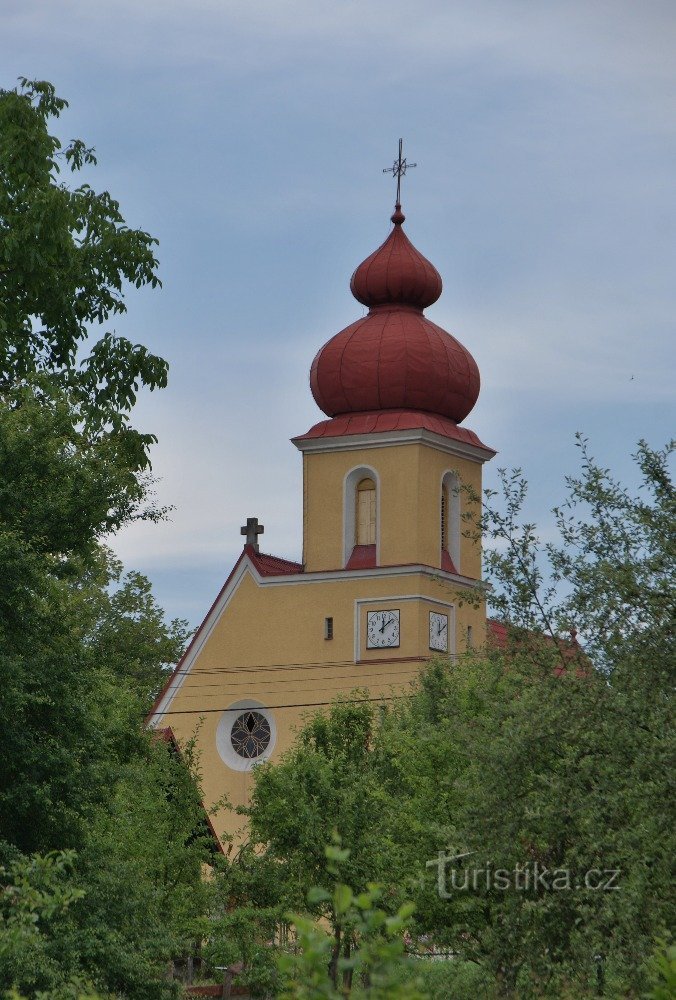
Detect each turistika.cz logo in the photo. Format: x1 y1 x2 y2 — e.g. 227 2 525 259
426 851 621 897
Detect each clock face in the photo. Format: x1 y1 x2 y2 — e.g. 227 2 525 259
366 609 400 649
429 611 448 652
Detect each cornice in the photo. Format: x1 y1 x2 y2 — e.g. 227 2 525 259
292 426 495 464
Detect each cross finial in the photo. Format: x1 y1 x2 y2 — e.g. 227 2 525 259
382 138 416 207
241 516 264 552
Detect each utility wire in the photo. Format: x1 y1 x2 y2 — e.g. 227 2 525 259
159 683 413 704
158 653 458 681
148 693 402 718
159 665 428 696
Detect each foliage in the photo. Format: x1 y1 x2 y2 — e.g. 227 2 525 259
204 845 285 998
369 438 673 996
57 728 211 1000
0 851 93 997
0 79 208 999
0 712 211 999
81 553 189 707
643 938 676 1000
386 957 496 999
460 439 675 993
277 843 428 999
243 438 674 998
0 382 182 853
206 701 390 991
0 78 166 444
247 698 388 914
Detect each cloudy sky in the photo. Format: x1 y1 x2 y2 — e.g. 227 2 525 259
3 0 674 627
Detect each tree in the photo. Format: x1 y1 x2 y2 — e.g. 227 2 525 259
0 381 176 853
387 438 675 995
0 79 211 999
277 844 428 999
237 438 674 998
210 699 390 988
450 438 675 995
0 79 167 440
82 553 189 708
0 729 213 1000
0 385 211 997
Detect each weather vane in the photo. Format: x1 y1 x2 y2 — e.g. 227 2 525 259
383 138 416 205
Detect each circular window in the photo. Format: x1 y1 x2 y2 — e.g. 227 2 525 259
216 699 276 772
231 710 271 759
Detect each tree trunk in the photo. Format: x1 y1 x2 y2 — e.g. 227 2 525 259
329 925 342 988
342 934 353 993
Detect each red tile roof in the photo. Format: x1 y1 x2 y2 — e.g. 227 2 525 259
351 205 442 310
487 619 509 646
487 618 586 673
246 546 303 576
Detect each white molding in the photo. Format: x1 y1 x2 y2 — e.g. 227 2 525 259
150 556 251 727
293 427 495 464
441 469 461 572
343 463 381 566
259 563 479 589
215 698 277 772
151 554 481 728
354 594 457 663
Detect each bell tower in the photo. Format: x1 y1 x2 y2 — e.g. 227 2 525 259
149 180 496 847
294 200 494 583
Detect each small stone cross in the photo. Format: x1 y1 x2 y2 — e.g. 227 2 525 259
241 516 264 552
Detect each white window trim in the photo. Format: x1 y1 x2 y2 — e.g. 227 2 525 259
216 698 277 772
441 470 461 572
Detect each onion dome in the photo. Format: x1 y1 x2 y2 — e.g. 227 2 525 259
310 204 480 425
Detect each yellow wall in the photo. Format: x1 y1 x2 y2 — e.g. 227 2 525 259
302 441 483 577
160 563 486 844
154 432 490 846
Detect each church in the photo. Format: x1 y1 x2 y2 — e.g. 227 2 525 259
148 170 496 846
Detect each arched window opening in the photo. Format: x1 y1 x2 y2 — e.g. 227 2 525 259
343 466 379 569
356 478 376 545
441 471 461 573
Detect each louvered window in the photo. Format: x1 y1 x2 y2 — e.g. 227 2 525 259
356 478 376 545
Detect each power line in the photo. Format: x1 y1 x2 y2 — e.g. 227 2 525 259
159 665 428 696
160 657 404 679
159 682 412 704
149 693 403 718
158 653 457 682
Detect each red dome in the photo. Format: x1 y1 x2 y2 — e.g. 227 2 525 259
310 205 480 424
350 206 442 309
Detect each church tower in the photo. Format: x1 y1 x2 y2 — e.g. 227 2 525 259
149 195 495 845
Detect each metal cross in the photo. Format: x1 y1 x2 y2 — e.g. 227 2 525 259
382 138 416 205
241 516 264 552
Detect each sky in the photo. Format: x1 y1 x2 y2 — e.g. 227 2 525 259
2 0 674 628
